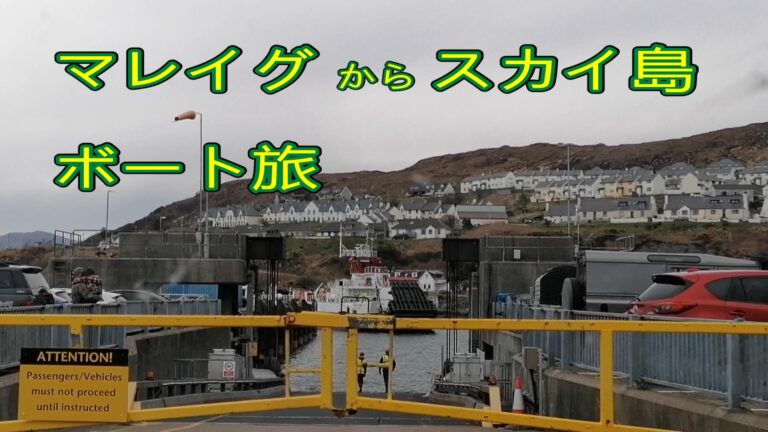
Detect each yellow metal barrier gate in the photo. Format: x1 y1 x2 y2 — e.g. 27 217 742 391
1 312 766 432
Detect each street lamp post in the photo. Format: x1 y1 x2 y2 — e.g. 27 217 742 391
174 110 207 257
105 190 114 248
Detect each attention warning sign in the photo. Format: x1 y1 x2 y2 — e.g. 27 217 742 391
18 348 129 422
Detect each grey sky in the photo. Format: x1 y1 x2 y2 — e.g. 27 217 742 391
1 0 767 234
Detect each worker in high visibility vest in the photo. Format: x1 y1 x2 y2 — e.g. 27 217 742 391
357 352 368 393
378 348 396 393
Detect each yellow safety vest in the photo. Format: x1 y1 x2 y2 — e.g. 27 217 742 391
357 358 366 374
381 354 394 372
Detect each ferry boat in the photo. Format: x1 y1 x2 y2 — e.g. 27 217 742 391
314 256 392 314
313 226 437 318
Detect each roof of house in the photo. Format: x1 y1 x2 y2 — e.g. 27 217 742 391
289 202 308 212
534 178 599 189
695 172 721 182
707 158 744 169
455 205 508 219
418 270 446 280
462 171 513 183
713 184 762 192
700 167 735 176
659 162 696 174
579 196 655 212
545 201 578 217
486 171 513 179
401 198 428 211
636 172 660 182
665 195 745 211
207 207 227 217
743 166 768 174
391 219 450 230
239 207 260 216
547 170 568 177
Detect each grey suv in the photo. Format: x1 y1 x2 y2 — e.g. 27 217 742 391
0 263 47 307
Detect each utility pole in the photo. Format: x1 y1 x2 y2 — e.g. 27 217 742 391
105 190 114 248
567 145 571 237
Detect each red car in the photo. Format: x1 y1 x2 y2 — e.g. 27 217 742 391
628 270 768 321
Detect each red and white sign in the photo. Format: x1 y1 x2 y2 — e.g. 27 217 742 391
222 360 236 379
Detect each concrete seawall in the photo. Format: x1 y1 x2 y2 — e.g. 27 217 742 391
544 369 768 431
127 327 232 381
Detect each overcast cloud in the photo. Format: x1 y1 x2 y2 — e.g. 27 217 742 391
1 0 767 234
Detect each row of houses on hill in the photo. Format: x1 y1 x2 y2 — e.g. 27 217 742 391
451 159 768 202
544 194 751 224
206 193 510 240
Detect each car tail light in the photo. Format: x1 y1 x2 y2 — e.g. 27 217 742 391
652 303 697 314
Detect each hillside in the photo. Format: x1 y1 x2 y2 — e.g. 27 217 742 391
121 121 768 230
0 231 54 251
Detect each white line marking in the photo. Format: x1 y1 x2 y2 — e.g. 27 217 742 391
155 416 223 432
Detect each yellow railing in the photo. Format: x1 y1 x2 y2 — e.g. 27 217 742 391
1 312 767 432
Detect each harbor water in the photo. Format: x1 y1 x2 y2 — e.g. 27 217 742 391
288 329 470 395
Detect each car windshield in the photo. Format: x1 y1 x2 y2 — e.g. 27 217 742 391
638 275 690 301
23 271 50 293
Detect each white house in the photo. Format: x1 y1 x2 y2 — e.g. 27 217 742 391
399 198 428 220
634 173 666 196
407 182 456 197
578 196 658 223
713 184 763 203
596 175 638 198
319 186 353 200
664 195 749 222
532 178 599 202
389 219 451 239
544 201 578 224
658 162 696 179
664 172 704 195
455 205 508 226
487 172 515 190
417 270 448 292
703 159 744 180
460 172 514 193
759 196 768 220
741 164 768 186
238 207 262 226
512 171 545 190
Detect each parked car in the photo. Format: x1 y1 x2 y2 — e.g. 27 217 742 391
109 290 168 302
547 250 760 313
54 288 126 304
0 263 72 306
0 263 36 307
100 291 127 304
628 270 768 321
49 288 72 303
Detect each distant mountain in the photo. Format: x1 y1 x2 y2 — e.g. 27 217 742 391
0 231 54 250
122 121 768 230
